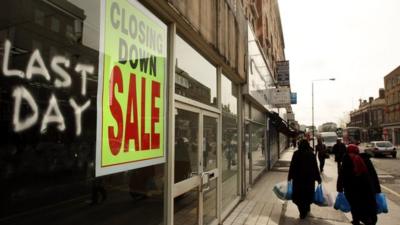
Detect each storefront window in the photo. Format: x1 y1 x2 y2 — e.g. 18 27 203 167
0 1 165 224
174 109 199 183
268 118 279 167
251 106 265 124
175 36 217 107
244 121 251 188
244 101 250 120
250 123 266 182
221 74 238 211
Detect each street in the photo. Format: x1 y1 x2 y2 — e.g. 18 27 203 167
369 154 400 207
224 147 400 225
358 144 400 206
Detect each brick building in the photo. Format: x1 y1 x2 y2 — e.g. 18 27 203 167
383 66 400 145
348 89 386 142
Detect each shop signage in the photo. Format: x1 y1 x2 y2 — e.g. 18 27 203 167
266 87 291 107
96 0 167 176
287 112 295 121
290 92 297 104
276 60 289 86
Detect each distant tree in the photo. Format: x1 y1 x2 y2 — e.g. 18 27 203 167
337 112 350 128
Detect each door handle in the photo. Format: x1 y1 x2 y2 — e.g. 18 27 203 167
201 172 211 192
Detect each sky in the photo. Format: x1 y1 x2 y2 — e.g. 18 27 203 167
278 0 400 128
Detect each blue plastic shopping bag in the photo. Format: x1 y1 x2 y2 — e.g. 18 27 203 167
287 180 293 200
376 193 388 214
273 181 292 200
334 192 351 213
314 184 324 205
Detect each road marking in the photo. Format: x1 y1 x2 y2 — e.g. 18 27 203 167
381 184 400 198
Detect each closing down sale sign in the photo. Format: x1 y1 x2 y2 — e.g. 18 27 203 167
96 0 167 177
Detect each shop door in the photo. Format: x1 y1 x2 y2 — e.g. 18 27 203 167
173 104 219 225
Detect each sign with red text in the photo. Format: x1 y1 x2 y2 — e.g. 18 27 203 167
96 0 167 177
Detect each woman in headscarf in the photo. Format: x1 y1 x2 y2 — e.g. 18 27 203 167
288 139 322 219
336 144 381 225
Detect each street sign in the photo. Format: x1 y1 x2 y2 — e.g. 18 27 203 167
266 87 290 107
287 112 295 121
276 61 289 86
290 92 297 104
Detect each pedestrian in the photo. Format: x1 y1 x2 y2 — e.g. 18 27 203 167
336 144 381 225
288 139 322 219
315 138 328 172
332 138 346 173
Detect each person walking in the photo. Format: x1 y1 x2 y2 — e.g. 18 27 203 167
288 139 322 219
315 138 327 172
337 144 381 225
332 138 346 173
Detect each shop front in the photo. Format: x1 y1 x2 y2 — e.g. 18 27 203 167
0 0 247 225
242 23 276 191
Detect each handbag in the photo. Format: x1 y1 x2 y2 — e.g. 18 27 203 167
334 192 351 212
376 193 388 214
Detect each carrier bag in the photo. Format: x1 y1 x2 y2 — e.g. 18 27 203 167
273 180 292 200
334 192 351 212
376 193 388 214
313 184 332 206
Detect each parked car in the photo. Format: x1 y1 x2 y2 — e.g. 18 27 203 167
364 141 397 158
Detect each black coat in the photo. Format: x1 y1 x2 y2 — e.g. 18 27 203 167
315 143 327 160
332 142 346 162
337 153 381 220
288 149 321 205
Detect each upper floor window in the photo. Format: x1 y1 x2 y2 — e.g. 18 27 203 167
50 17 60 33
175 35 217 107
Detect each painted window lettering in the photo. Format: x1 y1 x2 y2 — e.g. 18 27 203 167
2 39 93 136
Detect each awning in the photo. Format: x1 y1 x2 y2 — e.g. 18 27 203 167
268 112 297 137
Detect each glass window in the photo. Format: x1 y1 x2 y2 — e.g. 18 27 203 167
175 35 217 107
251 106 265 124
34 9 45 26
174 109 198 183
244 101 250 119
221 74 238 211
50 17 60 33
0 1 165 225
250 123 265 182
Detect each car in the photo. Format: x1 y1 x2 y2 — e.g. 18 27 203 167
364 141 397 158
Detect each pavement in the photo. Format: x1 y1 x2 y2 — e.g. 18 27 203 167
223 147 400 225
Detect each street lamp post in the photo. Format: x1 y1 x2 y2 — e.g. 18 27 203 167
312 78 335 150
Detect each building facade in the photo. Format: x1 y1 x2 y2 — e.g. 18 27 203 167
383 66 400 145
348 89 386 142
0 0 293 225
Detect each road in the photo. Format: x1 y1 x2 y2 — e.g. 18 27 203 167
347 144 400 211
369 152 400 207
